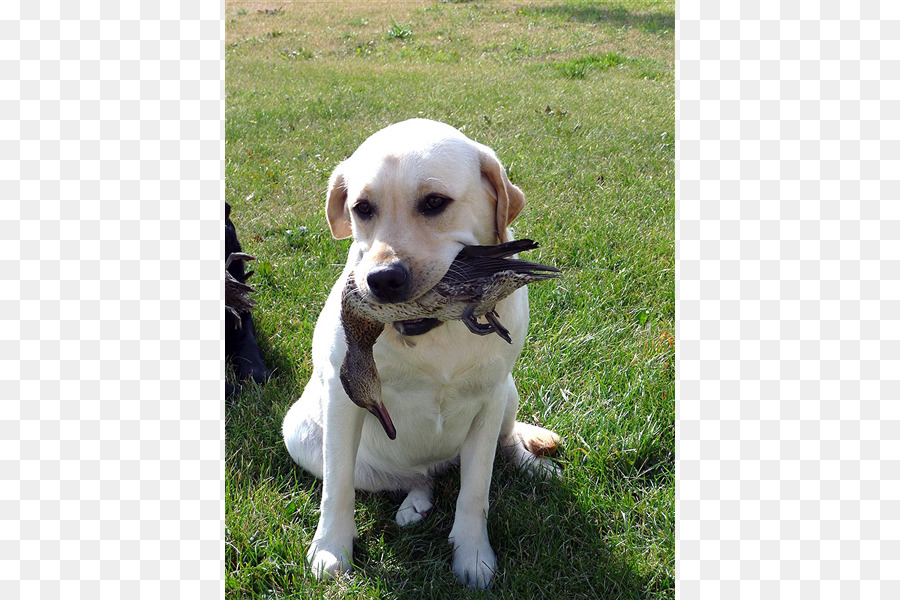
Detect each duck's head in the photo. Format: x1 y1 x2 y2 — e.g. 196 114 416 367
340 280 397 440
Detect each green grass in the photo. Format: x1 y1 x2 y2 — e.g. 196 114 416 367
225 1 674 598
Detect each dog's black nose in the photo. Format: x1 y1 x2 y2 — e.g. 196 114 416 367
366 263 411 302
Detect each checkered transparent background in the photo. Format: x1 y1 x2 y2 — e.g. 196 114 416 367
679 1 898 598
2 2 223 599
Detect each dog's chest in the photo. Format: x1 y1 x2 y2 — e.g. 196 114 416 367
374 320 511 388
370 321 510 441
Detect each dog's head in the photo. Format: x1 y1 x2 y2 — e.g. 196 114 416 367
326 119 525 304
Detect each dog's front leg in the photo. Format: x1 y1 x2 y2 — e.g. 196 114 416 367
307 378 364 580
448 388 506 589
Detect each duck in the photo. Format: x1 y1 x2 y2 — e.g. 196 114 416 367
339 239 559 439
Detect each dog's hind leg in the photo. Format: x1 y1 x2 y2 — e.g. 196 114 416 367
282 386 324 480
498 375 560 479
395 484 433 526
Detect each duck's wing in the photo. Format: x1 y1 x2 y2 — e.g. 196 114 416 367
444 240 560 284
456 238 541 260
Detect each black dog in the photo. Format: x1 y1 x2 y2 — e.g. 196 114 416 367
226 202 272 398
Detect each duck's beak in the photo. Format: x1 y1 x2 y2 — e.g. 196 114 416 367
367 402 396 440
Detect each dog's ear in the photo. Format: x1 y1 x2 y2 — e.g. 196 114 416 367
326 164 353 239
480 149 525 243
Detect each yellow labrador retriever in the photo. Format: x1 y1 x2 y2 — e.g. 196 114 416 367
282 118 559 588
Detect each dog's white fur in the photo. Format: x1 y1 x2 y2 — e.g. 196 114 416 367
282 119 558 589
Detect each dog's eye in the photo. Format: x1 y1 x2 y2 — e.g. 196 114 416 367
419 194 452 216
353 200 374 219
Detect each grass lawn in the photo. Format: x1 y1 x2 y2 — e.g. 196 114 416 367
225 1 674 598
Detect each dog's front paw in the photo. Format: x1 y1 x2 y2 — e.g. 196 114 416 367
449 534 496 589
307 537 353 580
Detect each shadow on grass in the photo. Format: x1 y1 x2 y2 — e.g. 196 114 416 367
534 2 674 35
226 318 671 597
228 392 672 599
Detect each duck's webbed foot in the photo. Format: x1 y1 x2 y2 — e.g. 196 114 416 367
461 305 494 336
483 310 511 344
461 306 512 344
